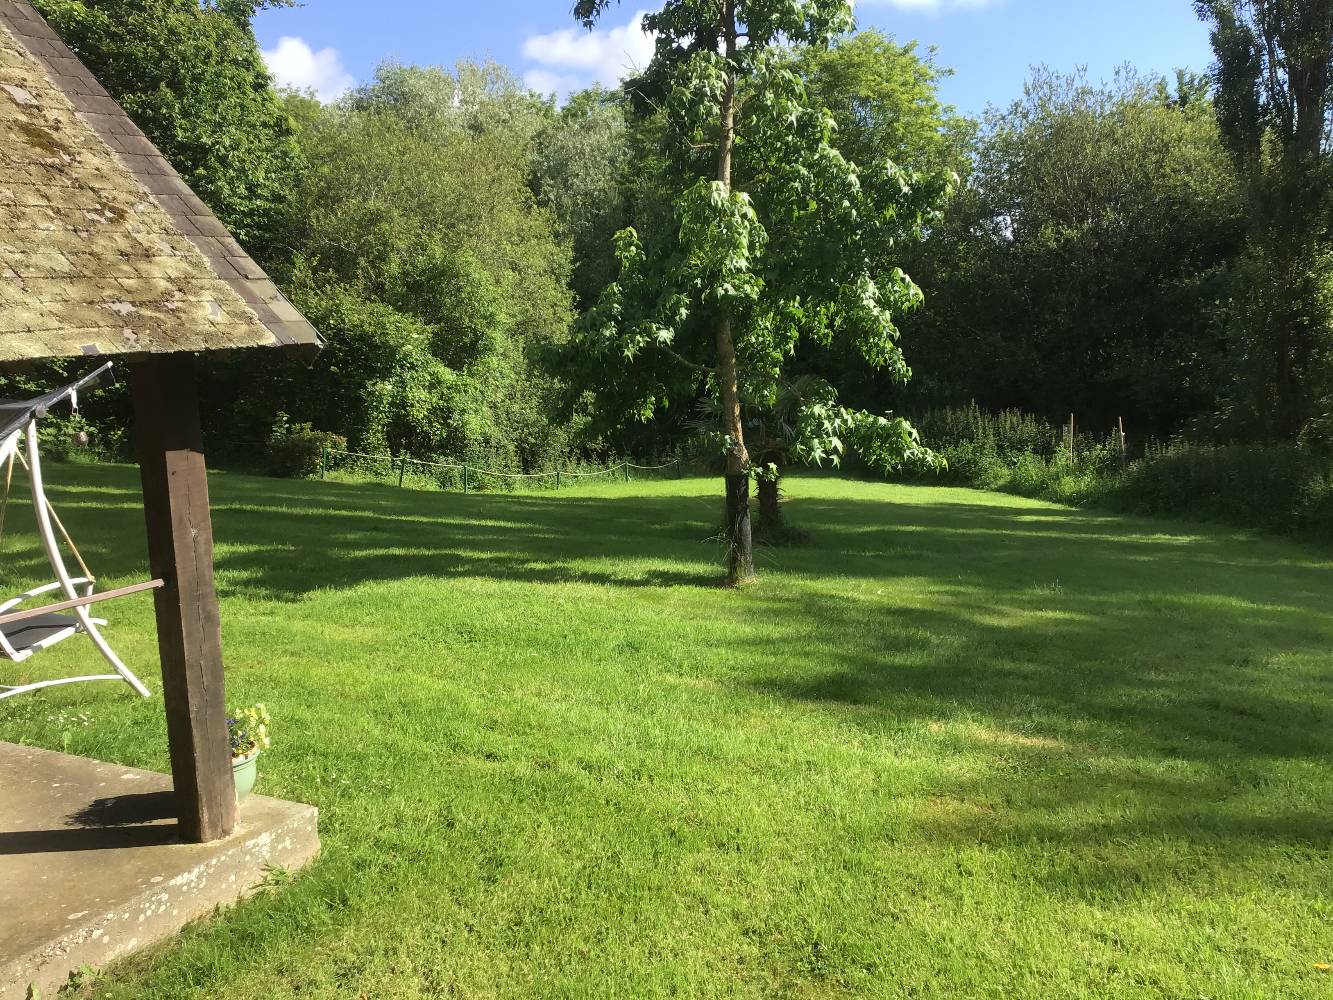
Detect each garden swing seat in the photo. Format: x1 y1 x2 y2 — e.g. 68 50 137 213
0 363 161 700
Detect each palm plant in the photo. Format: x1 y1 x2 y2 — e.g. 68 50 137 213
691 373 943 542
689 375 836 542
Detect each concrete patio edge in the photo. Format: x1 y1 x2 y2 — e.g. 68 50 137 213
0 742 319 1000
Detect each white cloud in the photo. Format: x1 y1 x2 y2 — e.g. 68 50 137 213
521 11 655 97
523 68 584 97
262 36 355 103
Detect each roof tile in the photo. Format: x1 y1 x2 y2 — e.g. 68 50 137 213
0 1 321 361
227 256 267 281
189 214 230 239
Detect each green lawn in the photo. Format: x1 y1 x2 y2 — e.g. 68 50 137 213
3 465 1332 999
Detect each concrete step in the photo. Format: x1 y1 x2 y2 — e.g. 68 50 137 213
0 742 319 999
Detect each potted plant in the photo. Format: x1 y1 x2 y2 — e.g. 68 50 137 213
229 703 271 803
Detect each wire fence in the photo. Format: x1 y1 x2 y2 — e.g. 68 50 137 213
319 448 685 494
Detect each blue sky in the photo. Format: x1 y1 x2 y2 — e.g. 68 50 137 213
256 1 1215 115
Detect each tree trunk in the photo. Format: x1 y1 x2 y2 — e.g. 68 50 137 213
725 470 752 578
716 0 752 584
758 474 781 530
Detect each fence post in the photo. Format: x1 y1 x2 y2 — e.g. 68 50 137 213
320 448 327 480
462 464 469 494
1118 416 1127 468
677 457 683 479
1068 413 1075 463
556 464 561 490
624 462 630 483
398 457 407 488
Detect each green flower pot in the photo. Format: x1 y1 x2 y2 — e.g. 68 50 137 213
232 749 260 802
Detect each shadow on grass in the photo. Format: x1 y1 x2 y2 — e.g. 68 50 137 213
737 525 1333 864
15 463 1330 597
7 464 1333 862
0 465 729 594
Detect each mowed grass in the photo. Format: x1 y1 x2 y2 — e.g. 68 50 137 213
2 464 1332 999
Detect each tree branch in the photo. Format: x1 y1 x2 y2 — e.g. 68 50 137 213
655 342 716 374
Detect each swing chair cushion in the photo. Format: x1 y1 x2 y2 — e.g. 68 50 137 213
0 578 104 662
0 612 80 658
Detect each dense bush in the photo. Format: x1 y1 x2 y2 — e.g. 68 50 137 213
914 404 1062 458
265 414 347 479
192 62 581 474
1112 443 1333 539
890 70 1243 440
906 405 1333 542
30 410 122 464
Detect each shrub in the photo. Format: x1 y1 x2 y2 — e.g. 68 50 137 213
914 404 1062 460
266 413 347 479
1105 443 1333 540
33 411 126 464
1295 471 1333 540
903 404 1333 543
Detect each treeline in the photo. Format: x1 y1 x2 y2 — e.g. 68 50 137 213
10 0 1333 544
892 68 1243 440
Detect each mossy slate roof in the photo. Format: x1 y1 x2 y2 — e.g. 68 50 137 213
0 0 320 363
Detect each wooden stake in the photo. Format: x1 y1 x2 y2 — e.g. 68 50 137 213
132 355 235 844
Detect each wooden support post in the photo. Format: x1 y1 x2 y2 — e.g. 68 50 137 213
1118 416 1127 468
132 355 235 844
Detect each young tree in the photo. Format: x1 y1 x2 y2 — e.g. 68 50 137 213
691 375 931 543
572 0 939 582
1197 0 1333 439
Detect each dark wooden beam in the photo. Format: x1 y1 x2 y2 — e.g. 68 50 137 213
131 354 235 843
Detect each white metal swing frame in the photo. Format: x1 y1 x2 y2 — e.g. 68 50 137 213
0 363 154 700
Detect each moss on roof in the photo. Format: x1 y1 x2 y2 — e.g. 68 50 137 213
0 3 319 362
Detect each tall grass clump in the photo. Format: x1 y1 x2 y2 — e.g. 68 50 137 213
904 404 1333 543
1110 443 1333 539
910 404 1063 488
